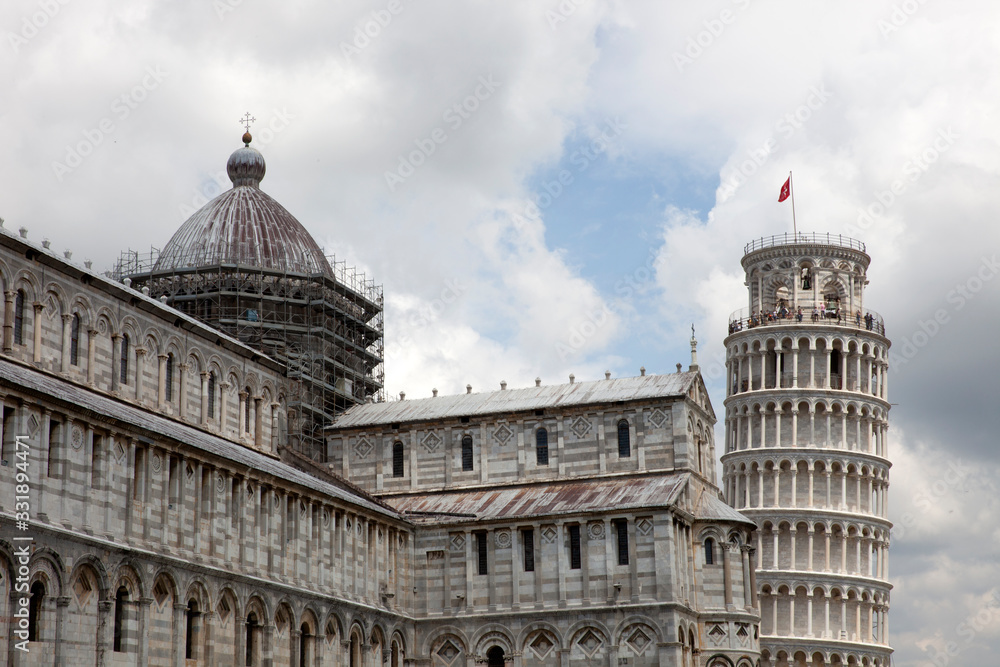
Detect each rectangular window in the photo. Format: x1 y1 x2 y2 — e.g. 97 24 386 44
568 525 581 570
207 373 216 419
165 354 174 402
1 406 14 466
461 436 474 472
13 291 24 346
392 442 404 478
522 529 535 572
535 428 549 466
476 531 488 575
615 520 629 566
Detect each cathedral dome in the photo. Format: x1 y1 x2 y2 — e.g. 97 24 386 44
153 134 333 278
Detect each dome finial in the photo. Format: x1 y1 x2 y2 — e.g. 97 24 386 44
240 112 256 146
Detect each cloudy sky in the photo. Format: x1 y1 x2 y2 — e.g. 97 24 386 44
3 0 999 663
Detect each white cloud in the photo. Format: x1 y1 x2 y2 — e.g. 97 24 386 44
4 1 1000 662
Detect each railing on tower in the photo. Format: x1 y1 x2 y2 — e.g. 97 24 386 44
727 305 885 336
743 232 866 255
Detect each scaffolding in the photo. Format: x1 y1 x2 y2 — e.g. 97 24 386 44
112 247 385 461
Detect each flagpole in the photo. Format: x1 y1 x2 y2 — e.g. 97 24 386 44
789 171 798 237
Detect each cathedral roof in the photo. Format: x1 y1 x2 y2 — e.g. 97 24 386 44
0 358 399 521
388 474 689 523
152 133 334 278
693 487 757 526
332 371 701 428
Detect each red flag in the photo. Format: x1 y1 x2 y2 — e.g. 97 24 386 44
778 177 791 202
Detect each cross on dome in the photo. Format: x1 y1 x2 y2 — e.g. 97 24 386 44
240 112 256 146
240 112 256 132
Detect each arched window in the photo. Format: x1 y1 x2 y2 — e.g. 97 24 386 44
28 581 45 641
244 387 252 433
392 441 404 478
165 353 174 402
113 586 128 652
535 428 548 465
461 435 474 471
487 646 505 667
185 599 199 660
207 372 216 419
246 612 259 666
617 419 631 457
70 313 81 366
120 334 130 385
13 289 25 345
704 538 715 565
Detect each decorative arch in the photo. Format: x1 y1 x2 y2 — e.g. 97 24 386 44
473 624 515 659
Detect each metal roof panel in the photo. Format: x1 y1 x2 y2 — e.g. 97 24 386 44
333 372 698 428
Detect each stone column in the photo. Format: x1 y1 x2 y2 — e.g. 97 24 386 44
236 613 247 667
53 595 70 667
824 594 832 638
161 453 171 549
807 529 815 570
2 290 14 352
203 611 215 665
774 406 782 445
193 461 204 556
138 597 152 665
103 433 115 539
37 409 51 521
173 602 188 667
82 424 94 534
741 545 753 609
97 598 113 667
291 629 302 667
722 540 734 609
263 623 275 667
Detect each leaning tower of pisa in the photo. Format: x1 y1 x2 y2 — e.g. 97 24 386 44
721 233 892 667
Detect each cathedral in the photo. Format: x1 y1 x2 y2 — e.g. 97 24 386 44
0 131 888 667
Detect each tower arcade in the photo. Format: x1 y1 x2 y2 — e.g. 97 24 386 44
721 233 892 667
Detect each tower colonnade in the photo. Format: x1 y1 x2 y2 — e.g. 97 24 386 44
722 234 892 667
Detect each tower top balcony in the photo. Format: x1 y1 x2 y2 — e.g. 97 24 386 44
727 305 886 337
739 232 874 321
743 232 866 256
